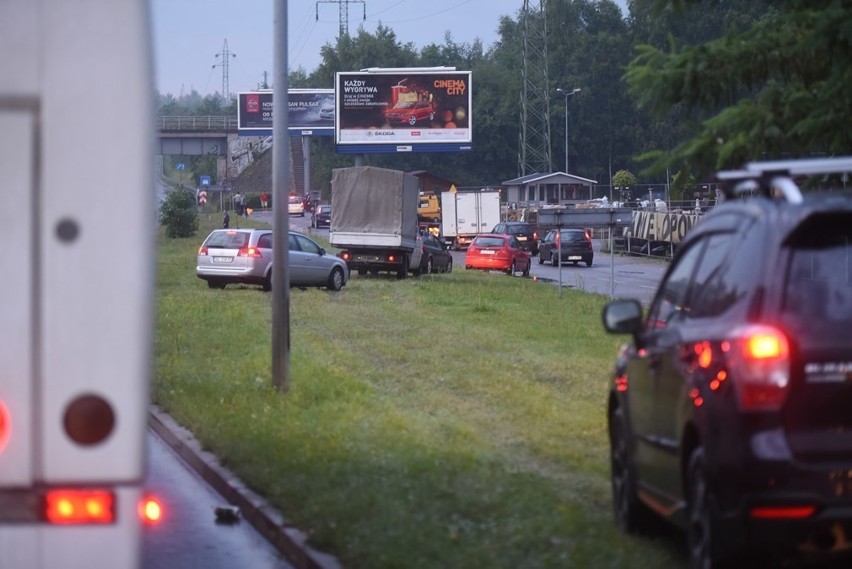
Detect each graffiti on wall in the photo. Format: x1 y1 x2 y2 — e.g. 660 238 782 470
625 211 702 243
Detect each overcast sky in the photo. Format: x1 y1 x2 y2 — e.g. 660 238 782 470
151 0 627 97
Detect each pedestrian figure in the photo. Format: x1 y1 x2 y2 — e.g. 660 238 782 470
233 192 244 216
223 210 230 229
260 191 268 210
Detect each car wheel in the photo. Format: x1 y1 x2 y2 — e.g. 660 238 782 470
522 260 530 277
550 252 558 266
445 257 453 273
538 251 545 264
586 259 593 267
207 279 226 289
327 266 344 291
507 261 516 276
687 447 737 569
610 406 650 534
408 115 416 126
426 256 433 275
397 254 408 279
262 273 272 292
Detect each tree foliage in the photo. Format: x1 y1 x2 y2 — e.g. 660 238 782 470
625 0 852 177
159 188 199 238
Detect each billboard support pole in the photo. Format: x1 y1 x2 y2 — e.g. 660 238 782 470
302 134 310 199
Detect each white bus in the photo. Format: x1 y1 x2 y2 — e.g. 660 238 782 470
1 0 155 567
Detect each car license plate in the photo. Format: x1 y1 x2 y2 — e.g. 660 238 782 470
517 236 527 241
213 256 233 263
567 255 581 261
481 250 496 255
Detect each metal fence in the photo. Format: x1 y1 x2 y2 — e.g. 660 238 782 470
155 115 239 131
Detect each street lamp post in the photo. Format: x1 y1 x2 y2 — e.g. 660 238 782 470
556 88 581 174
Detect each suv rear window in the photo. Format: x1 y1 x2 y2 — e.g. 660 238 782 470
782 213 852 331
506 224 532 235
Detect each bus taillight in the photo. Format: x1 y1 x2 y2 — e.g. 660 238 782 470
0 399 9 453
139 495 164 525
44 490 115 525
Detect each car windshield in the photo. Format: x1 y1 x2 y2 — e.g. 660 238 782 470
289 196 301 204
475 236 507 248
205 231 250 249
392 101 416 109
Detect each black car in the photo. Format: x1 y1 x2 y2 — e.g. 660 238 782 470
491 222 539 254
602 157 852 569
537 228 593 267
311 204 331 228
416 233 453 274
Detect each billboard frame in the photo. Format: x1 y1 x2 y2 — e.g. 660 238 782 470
237 89 335 137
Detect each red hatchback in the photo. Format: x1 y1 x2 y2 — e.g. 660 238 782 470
465 234 531 276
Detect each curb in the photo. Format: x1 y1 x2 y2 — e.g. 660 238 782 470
148 405 342 569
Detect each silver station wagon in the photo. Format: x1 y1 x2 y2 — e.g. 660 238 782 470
196 228 348 291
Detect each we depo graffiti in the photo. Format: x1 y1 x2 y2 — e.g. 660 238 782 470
625 211 701 243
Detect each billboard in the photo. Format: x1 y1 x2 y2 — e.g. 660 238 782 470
237 89 335 136
334 70 472 152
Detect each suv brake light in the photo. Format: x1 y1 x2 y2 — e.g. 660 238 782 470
727 325 790 411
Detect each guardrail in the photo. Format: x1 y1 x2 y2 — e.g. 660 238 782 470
155 115 239 131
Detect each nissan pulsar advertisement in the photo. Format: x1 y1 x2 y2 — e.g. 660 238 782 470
237 89 335 134
335 71 472 146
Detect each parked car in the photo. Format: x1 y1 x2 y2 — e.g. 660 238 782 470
465 234 531 276
602 157 852 569
196 228 348 291
415 233 453 274
288 195 305 216
491 221 539 254
311 204 332 228
384 100 434 126
537 228 593 267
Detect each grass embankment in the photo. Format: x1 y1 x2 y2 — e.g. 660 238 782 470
154 213 684 568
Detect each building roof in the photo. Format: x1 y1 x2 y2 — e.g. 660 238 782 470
502 171 598 185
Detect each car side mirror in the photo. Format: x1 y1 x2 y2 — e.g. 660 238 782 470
602 299 643 335
319 248 326 256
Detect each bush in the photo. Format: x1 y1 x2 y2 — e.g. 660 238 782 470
159 188 199 238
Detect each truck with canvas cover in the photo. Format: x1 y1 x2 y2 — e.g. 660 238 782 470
330 166 423 278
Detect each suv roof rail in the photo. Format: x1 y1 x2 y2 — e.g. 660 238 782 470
716 156 852 204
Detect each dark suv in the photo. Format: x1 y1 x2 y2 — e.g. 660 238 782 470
537 228 593 267
602 157 852 569
491 222 539 254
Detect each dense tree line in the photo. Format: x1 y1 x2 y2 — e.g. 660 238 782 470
157 0 851 194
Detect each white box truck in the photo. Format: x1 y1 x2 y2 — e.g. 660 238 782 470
330 166 423 278
441 190 502 249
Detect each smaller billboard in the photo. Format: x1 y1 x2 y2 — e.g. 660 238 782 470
335 70 472 151
237 89 335 136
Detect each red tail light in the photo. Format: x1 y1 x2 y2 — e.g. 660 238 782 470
139 495 164 525
750 505 816 519
198 246 209 256
0 399 9 454
237 247 262 258
728 325 790 411
388 254 397 263
340 251 351 261
45 490 115 525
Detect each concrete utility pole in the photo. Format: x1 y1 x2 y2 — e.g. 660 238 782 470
212 39 236 101
316 0 366 38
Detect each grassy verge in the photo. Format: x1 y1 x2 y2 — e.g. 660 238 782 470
154 213 685 568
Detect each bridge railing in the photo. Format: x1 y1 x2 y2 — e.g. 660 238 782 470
155 115 239 131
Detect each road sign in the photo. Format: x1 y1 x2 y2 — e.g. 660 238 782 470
200 176 211 186
176 162 186 171
537 207 633 228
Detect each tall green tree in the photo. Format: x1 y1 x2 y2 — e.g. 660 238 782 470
624 0 852 177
